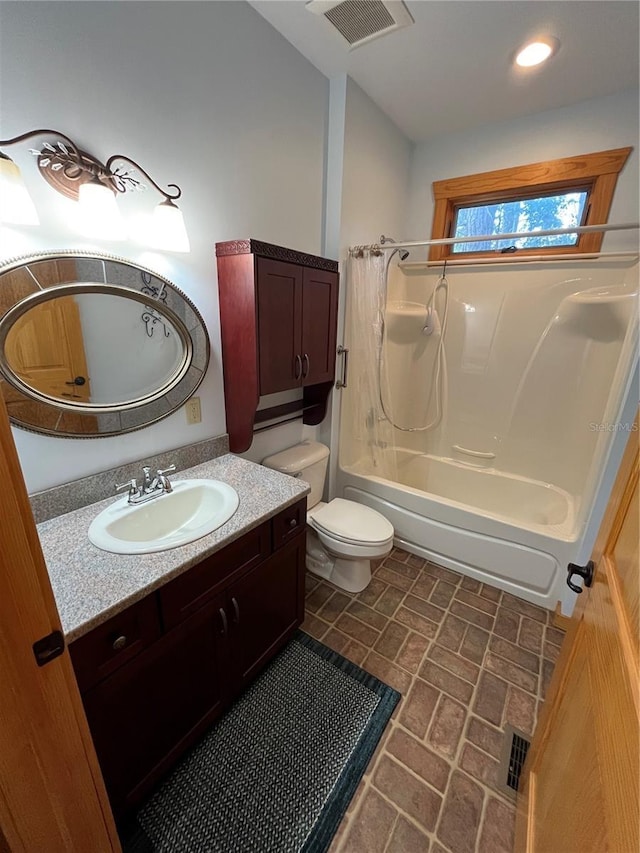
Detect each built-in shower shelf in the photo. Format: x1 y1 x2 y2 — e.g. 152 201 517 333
397 262 436 276
386 301 430 340
567 288 636 304
387 301 427 317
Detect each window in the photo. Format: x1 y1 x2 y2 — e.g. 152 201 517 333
430 148 631 261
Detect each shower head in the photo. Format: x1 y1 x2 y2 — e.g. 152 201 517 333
380 235 410 262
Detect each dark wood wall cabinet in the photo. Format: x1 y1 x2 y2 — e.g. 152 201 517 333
69 499 307 820
216 239 339 452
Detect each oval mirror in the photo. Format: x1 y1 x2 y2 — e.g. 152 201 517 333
0 252 209 437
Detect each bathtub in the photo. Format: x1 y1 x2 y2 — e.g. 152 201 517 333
338 449 580 610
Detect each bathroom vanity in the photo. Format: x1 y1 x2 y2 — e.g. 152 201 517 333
36 454 309 820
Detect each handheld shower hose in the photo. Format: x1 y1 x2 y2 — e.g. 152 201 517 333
378 256 449 432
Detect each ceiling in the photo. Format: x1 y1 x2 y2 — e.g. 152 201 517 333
249 1 639 143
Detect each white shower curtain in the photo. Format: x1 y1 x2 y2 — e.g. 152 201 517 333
340 250 398 481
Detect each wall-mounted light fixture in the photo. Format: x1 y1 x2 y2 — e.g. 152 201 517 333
0 128 190 252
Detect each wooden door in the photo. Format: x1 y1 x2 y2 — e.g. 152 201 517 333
228 532 305 692
516 420 639 852
256 257 303 394
4 294 91 403
301 267 339 386
0 389 119 850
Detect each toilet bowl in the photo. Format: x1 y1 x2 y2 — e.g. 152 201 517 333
262 441 394 592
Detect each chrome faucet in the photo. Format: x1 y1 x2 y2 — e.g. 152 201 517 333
115 464 176 505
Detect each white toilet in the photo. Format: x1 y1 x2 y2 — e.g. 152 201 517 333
263 441 394 593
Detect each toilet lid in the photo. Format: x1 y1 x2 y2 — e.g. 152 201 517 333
310 498 394 545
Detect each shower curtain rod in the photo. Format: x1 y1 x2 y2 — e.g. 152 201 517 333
351 221 639 253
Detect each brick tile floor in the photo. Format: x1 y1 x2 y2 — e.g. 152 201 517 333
301 547 565 853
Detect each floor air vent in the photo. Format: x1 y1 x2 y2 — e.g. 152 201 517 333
499 725 531 799
307 0 414 49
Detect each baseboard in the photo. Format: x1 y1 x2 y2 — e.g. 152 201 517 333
553 602 572 631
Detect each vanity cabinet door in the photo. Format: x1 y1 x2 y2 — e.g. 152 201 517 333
228 531 305 692
81 602 227 816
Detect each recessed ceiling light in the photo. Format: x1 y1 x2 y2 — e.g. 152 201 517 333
515 37 559 68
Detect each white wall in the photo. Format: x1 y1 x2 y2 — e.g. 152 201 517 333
407 89 639 252
322 76 413 493
244 76 415 471
0 1 328 492
339 78 413 251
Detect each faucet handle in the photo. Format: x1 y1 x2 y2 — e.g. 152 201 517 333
157 464 176 477
115 478 138 495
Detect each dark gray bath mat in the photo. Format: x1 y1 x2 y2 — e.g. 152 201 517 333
122 630 400 853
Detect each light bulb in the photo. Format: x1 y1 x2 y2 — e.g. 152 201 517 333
515 38 558 68
0 156 39 225
78 177 126 240
152 199 190 253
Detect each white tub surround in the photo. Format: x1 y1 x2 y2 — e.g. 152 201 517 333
338 252 638 613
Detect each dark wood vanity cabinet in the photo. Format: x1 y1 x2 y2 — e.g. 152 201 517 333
79 606 227 817
216 240 339 452
69 499 307 820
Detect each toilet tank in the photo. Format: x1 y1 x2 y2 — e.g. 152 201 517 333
262 441 330 509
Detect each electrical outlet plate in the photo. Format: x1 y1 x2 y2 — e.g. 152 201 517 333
185 396 201 425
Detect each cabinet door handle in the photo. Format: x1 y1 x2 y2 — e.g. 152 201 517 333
219 607 228 636
302 353 310 378
294 354 302 380
112 635 127 651
231 597 240 625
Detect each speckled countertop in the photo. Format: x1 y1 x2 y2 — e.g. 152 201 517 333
37 454 309 643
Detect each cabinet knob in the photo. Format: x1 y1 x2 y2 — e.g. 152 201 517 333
112 635 127 651
288 518 298 529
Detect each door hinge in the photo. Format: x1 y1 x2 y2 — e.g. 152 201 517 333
33 629 65 667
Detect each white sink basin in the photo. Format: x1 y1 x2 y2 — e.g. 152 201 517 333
88 479 239 554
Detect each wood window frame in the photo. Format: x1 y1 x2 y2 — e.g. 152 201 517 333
429 147 632 261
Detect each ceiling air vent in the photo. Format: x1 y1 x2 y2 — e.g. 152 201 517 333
306 0 414 49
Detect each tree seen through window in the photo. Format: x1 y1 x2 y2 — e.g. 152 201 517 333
452 190 589 253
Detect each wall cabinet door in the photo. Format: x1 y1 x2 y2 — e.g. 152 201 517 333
256 257 339 394
228 532 305 692
81 603 227 815
301 267 339 386
257 257 303 395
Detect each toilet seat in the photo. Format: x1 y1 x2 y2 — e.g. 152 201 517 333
308 498 394 547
